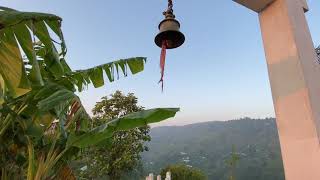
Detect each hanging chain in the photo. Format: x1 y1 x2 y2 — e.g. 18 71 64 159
168 0 173 11
164 0 174 15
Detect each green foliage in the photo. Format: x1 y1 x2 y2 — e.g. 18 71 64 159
0 6 147 104
67 108 178 149
225 146 240 180
75 91 154 180
160 164 207 180
0 6 64 101
143 118 285 180
0 6 179 179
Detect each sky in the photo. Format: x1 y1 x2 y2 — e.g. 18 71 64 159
3 0 320 126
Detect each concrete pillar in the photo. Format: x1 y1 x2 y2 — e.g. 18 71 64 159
157 175 161 180
149 173 154 180
165 171 171 180
233 0 320 179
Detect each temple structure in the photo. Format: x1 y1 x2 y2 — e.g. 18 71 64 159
233 0 320 179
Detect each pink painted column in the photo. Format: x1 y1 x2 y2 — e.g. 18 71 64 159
234 0 320 179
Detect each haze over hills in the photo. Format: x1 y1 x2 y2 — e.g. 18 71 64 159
142 118 285 180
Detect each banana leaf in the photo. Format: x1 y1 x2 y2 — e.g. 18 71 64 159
0 7 65 101
66 108 179 148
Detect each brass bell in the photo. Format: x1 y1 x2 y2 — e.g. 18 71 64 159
155 10 185 49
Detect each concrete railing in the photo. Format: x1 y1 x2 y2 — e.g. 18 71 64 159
146 172 171 180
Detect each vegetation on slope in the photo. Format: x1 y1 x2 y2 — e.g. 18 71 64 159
142 118 285 180
160 164 207 180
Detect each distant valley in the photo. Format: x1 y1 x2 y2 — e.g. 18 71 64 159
142 118 285 180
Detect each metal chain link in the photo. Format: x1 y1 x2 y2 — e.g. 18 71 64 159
163 0 173 15
168 0 173 10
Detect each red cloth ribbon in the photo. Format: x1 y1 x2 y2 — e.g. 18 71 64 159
159 40 167 91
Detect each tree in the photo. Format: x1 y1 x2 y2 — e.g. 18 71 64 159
76 91 151 179
226 145 240 180
0 7 179 180
160 164 207 180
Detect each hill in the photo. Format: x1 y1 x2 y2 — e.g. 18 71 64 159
142 118 285 180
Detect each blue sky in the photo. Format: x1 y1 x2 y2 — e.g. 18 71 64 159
3 0 320 126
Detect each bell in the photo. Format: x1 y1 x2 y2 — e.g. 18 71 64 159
155 11 185 49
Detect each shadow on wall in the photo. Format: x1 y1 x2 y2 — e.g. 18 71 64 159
316 46 320 62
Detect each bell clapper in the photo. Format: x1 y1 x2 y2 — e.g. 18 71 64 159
155 0 185 91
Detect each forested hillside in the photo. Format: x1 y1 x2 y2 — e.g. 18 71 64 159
142 118 285 180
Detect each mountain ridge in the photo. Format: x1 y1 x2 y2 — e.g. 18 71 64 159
142 118 285 180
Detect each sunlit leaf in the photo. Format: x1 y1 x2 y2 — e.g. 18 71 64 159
127 57 146 74
13 23 43 85
89 67 104 88
72 57 146 91
0 8 61 29
102 64 114 82
0 7 64 103
66 108 179 148
0 30 31 98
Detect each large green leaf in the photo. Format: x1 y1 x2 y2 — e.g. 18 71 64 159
66 108 179 148
127 57 146 74
0 7 65 103
0 7 146 103
0 7 61 29
71 57 147 91
13 23 44 85
0 30 31 98
43 47 64 78
45 20 66 55
89 67 104 88
37 89 77 111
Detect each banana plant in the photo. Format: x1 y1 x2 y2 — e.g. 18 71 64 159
0 7 179 179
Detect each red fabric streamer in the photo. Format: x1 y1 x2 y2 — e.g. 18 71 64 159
159 40 167 91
